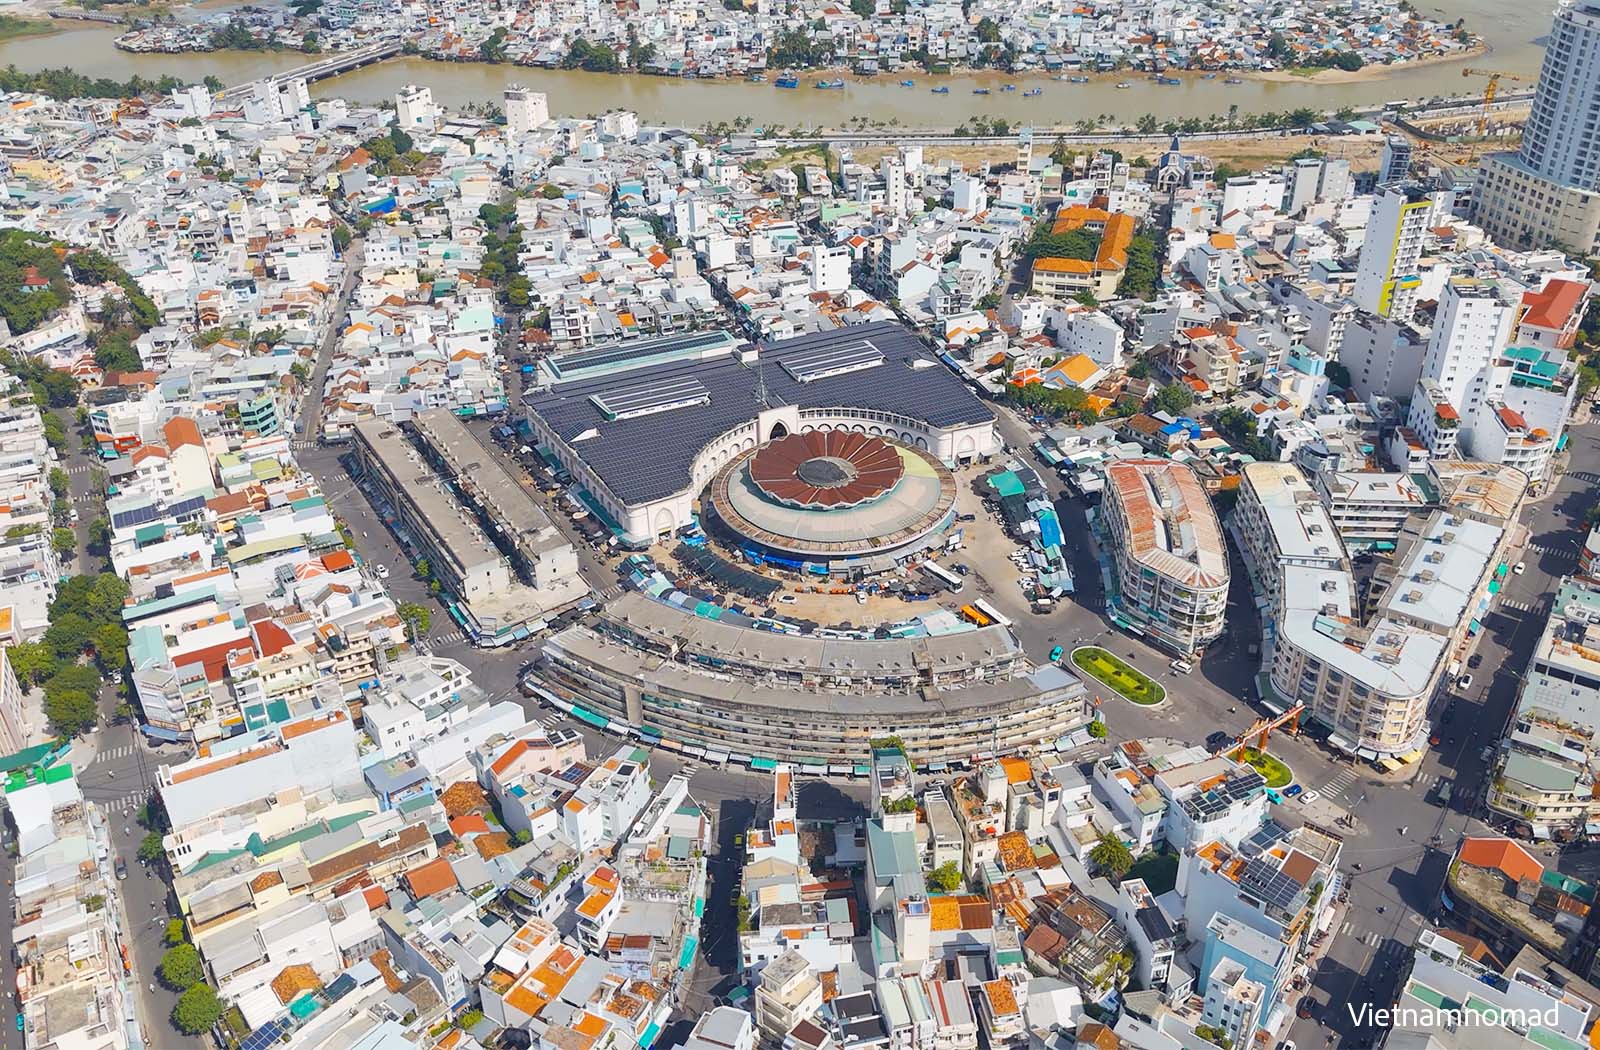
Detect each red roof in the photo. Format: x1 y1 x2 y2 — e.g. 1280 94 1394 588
163 416 204 450
1458 837 1543 884
404 858 457 899
252 619 295 658
1521 279 1589 332
1498 406 1528 430
320 549 355 572
449 814 492 838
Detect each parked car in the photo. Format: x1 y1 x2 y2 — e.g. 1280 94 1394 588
1300 790 1319 804
1284 784 1304 798
1514 561 1527 575
777 594 797 605
1049 646 1064 662
376 564 390 579
1457 673 1474 691
1169 658 1194 674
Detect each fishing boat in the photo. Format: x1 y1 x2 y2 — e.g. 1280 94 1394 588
1201 72 1217 80
748 73 767 82
973 87 991 95
1069 75 1089 83
1023 87 1043 97
1157 76 1181 85
1225 76 1243 84
931 85 950 94
775 73 799 88
814 78 845 89
1116 81 1132 89
1001 83 1017 92
900 79 915 87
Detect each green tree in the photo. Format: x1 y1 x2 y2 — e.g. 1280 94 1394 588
41 412 65 452
7 641 56 687
331 223 353 252
160 943 205 989
51 527 74 555
398 601 432 640
1325 361 1352 389
172 983 223 1034
928 861 963 892
1089 833 1135 881
87 516 110 554
44 688 96 736
164 919 187 947
48 466 67 497
93 622 129 668
138 831 165 864
1135 113 1158 134
1153 382 1193 415
1087 720 1108 739
974 16 1000 42
44 611 95 658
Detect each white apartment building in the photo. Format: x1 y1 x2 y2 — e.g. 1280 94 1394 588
504 85 550 137
1235 462 1488 758
1475 1 1600 253
1099 459 1229 657
1353 185 1434 322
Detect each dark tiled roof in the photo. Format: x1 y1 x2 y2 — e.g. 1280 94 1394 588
525 322 991 505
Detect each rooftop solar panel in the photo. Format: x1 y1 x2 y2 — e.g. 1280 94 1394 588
112 504 160 530
550 330 737 379
780 339 885 383
1240 858 1304 910
525 321 992 506
168 495 207 518
240 1020 284 1050
591 376 710 420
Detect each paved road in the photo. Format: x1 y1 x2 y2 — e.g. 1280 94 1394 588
300 241 363 442
77 721 203 1049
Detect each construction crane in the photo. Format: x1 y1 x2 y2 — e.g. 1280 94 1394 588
1461 67 1530 139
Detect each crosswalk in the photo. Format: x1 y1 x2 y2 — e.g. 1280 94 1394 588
1498 597 1543 614
1320 767 1360 801
419 629 468 651
1525 543 1575 559
292 439 318 451
65 463 97 476
96 744 140 762
101 791 147 814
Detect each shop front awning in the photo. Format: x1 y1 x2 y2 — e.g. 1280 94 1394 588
853 764 871 777
1468 618 1482 634
1399 748 1425 764
1378 757 1403 772
140 724 183 743
569 705 609 730
1488 579 1501 595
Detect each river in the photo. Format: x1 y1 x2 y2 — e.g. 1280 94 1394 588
0 0 1556 128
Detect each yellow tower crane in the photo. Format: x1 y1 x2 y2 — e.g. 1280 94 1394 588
1461 66 1529 139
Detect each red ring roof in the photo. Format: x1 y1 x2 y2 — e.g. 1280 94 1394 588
748 432 904 508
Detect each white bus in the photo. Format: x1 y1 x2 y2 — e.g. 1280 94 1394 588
921 560 964 594
973 598 1013 629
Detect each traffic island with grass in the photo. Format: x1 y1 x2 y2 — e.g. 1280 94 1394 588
1070 646 1166 706
1238 746 1292 788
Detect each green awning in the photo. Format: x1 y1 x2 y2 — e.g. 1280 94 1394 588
677 935 698 970
570 705 610 729
750 757 777 770
853 764 871 776
1496 562 1509 579
1488 580 1501 594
